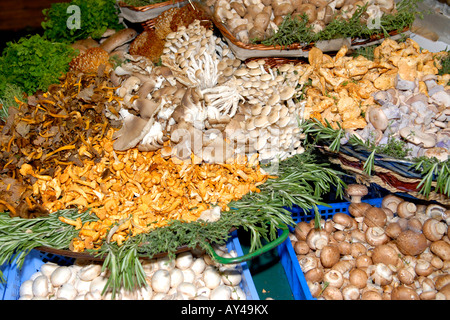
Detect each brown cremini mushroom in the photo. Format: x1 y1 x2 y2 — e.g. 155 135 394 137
396 230 428 256
346 184 369 203
320 245 341 268
390 285 420 300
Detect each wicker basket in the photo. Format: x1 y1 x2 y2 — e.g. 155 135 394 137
321 145 450 206
118 0 188 23
194 1 410 60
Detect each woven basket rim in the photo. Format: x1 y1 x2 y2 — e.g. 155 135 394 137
118 0 186 12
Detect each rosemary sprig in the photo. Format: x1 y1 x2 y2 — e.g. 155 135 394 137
413 157 450 198
261 13 315 47
299 118 344 152
0 208 96 281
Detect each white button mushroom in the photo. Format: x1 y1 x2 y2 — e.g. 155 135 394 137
177 282 197 299
157 256 176 270
89 276 108 296
230 286 247 300
175 251 194 270
56 283 78 300
79 264 103 281
203 266 222 289
19 279 34 298
32 275 51 298
40 262 59 278
50 266 72 287
170 268 185 288
210 285 232 300
151 269 171 293
221 269 242 286
191 257 207 275
181 268 196 284
74 278 92 295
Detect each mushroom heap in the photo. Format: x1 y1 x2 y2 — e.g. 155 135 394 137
206 0 397 44
301 38 446 133
352 69 450 161
110 19 308 164
230 58 307 161
290 184 450 300
19 246 250 300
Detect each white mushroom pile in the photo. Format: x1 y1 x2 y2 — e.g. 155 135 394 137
206 0 397 44
349 73 450 161
230 59 307 162
107 19 309 164
290 184 450 300
18 246 249 300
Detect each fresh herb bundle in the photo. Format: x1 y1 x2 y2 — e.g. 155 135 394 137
437 49 450 85
261 13 315 47
0 34 77 95
261 0 421 47
42 0 124 43
0 209 97 281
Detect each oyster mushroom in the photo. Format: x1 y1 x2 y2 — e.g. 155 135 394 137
100 28 138 53
399 127 437 148
112 109 155 151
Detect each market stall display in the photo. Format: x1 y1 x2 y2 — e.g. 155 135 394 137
0 0 449 300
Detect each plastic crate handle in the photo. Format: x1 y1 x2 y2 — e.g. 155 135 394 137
206 224 289 264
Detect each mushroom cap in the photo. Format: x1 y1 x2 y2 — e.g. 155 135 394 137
346 184 369 201
371 244 400 266
363 207 387 228
390 285 420 300
100 28 138 53
367 106 389 131
320 245 341 268
134 98 160 120
399 127 437 148
113 112 152 151
348 202 371 217
395 230 428 256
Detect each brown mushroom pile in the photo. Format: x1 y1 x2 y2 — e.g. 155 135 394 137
205 0 397 44
108 19 307 164
290 184 450 300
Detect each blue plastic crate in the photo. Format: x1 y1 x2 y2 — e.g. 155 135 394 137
1 231 258 300
227 230 260 300
278 198 383 300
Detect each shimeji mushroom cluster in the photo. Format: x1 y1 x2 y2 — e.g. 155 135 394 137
19 245 249 300
109 20 306 164
290 184 450 300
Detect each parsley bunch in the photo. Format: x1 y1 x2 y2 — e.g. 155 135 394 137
42 0 124 43
0 34 77 96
